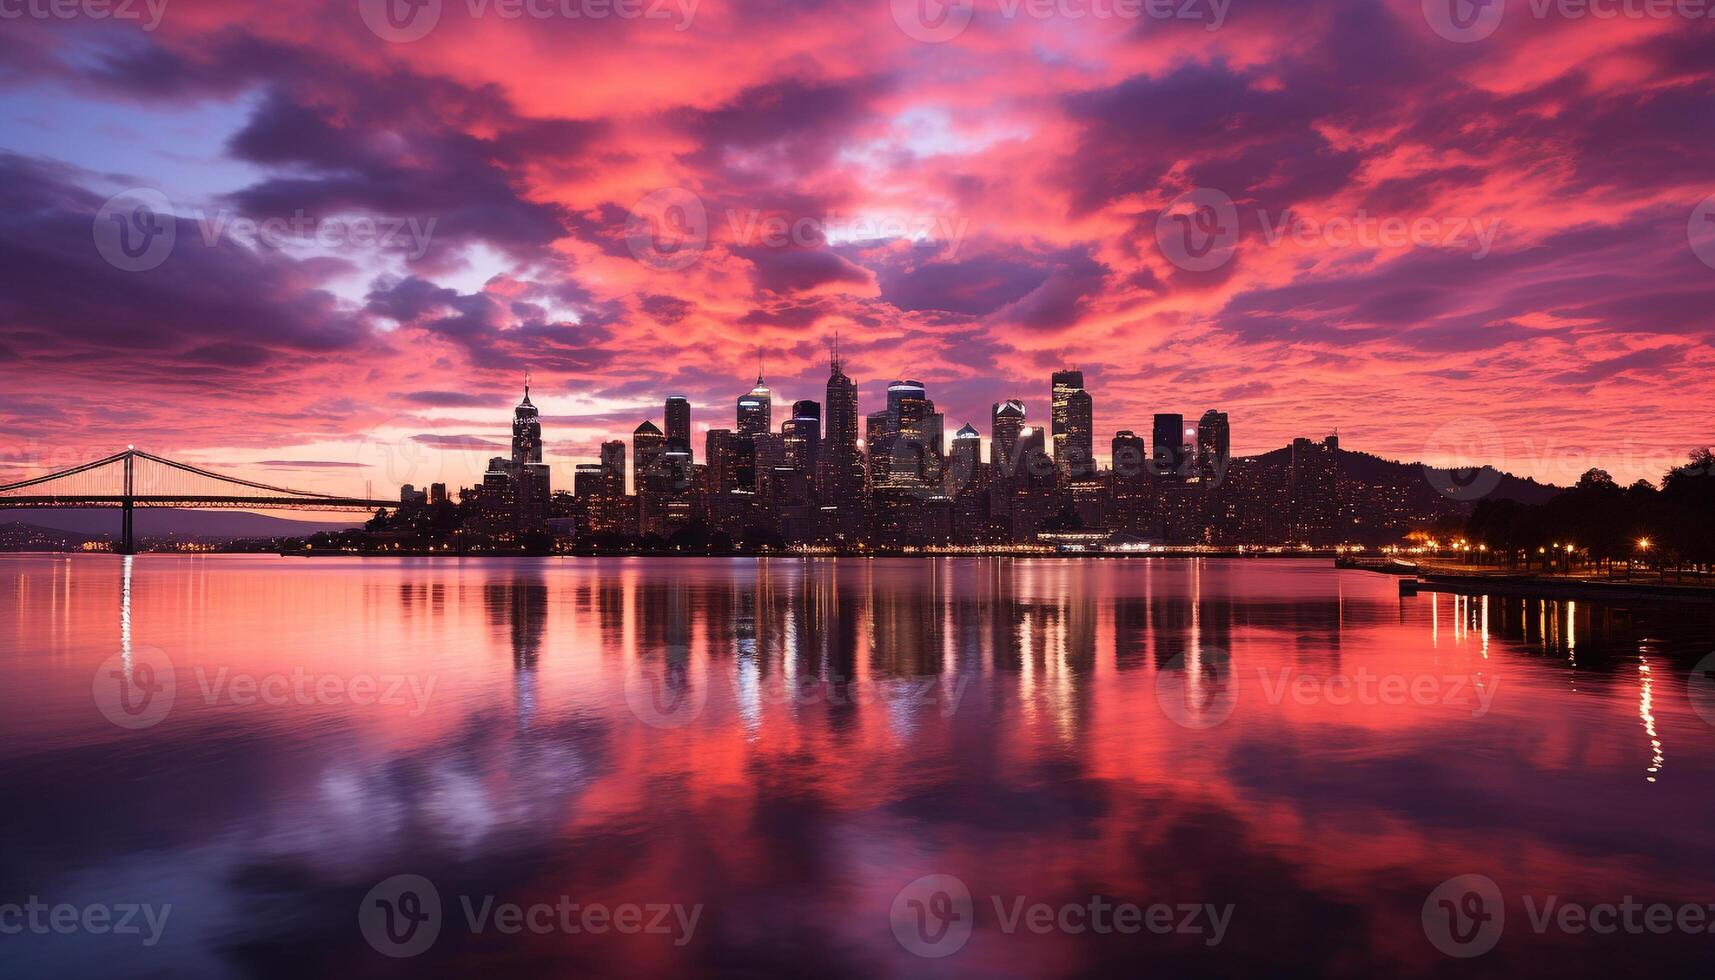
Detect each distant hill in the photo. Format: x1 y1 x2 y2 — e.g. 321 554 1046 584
1340 448 1561 506
1 508 362 540
1244 445 1559 507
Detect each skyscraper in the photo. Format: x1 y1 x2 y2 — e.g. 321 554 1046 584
633 420 664 493
784 399 821 482
1064 388 1094 479
512 380 549 532
1153 413 1186 477
1197 410 1231 480
991 399 1026 476
512 378 542 467
1050 370 1085 468
599 440 627 497
737 375 771 436
665 395 691 458
949 422 982 493
819 341 865 515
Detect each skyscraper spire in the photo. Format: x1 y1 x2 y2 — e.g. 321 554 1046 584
521 369 533 407
830 329 842 375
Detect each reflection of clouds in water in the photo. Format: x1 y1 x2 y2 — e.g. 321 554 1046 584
248 732 593 870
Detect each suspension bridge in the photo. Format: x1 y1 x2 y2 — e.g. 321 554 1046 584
0 449 398 553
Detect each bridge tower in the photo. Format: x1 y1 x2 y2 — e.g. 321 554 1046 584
120 449 135 555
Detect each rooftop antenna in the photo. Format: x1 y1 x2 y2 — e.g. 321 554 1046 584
830 330 842 374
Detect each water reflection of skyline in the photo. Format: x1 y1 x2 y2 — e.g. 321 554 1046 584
7 557 1715 977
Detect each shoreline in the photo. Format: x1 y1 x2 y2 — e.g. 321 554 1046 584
1337 557 1715 604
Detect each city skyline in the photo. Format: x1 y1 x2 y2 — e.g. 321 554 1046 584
2 3 1713 496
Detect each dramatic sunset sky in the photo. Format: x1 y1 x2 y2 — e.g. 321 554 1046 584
1 0 1711 495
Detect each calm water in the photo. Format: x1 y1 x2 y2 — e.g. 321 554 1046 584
2 556 1713 978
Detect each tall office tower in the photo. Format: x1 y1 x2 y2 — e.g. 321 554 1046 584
511 380 549 531
817 341 866 548
1064 388 1094 479
886 380 927 430
599 440 627 497
706 428 737 495
1111 430 1147 481
1197 410 1231 479
1110 430 1149 536
665 395 692 459
633 420 665 493
573 464 605 497
737 375 771 436
886 385 939 487
512 378 543 467
1010 425 1056 539
784 400 822 481
1049 370 1085 466
866 409 895 485
1287 435 1340 545
820 343 864 504
948 423 983 492
1153 413 1186 477
991 399 1026 475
